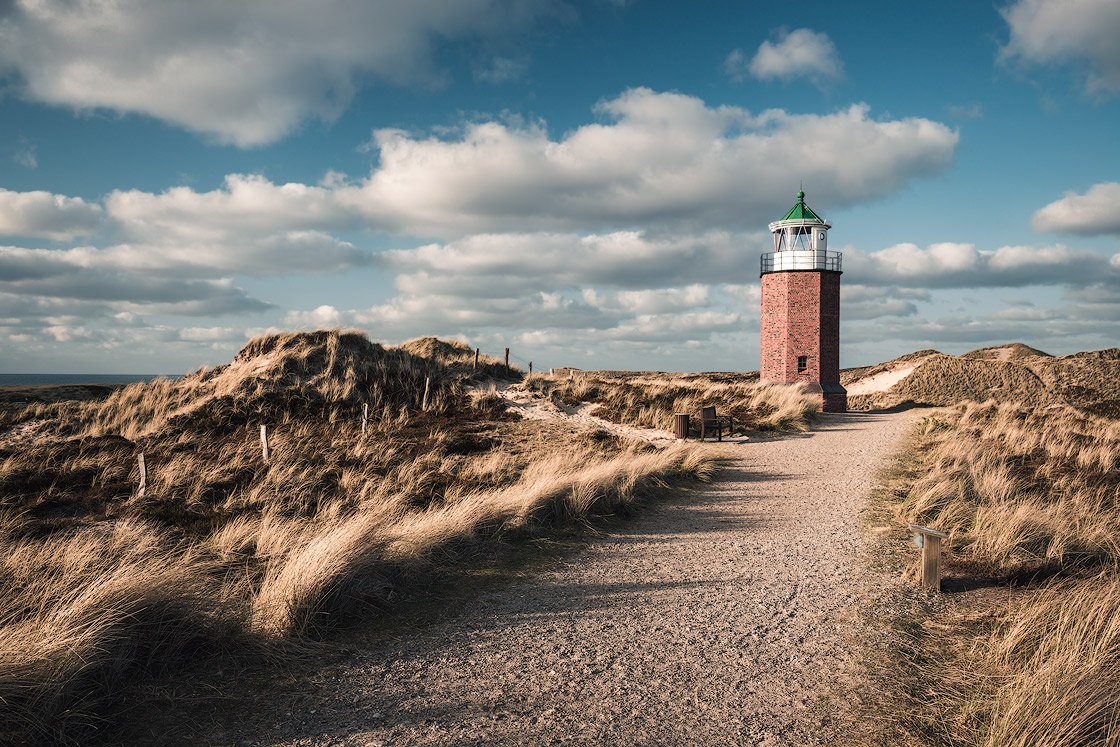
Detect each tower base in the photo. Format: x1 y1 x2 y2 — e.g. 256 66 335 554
807 382 848 413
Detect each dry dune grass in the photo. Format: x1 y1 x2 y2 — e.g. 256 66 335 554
56 330 469 441
845 343 1120 417
979 577 1120 747
0 518 241 743
848 354 1052 411
544 373 820 433
0 330 737 743
882 401 1120 746
895 401 1120 572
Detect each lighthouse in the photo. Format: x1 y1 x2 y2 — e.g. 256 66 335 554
759 190 847 413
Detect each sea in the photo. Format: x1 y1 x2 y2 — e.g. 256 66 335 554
0 374 179 387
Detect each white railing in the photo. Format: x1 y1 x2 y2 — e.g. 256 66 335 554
760 250 842 274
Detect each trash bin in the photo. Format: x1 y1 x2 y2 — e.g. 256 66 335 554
674 413 690 439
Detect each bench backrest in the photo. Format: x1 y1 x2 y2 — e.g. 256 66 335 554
700 406 718 422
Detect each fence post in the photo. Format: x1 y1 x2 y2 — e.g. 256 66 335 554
137 452 147 498
474 348 480 372
260 424 270 463
504 348 510 373
361 403 368 436
528 361 533 378
421 376 431 411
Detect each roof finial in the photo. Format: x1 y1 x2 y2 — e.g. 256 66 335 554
797 180 805 202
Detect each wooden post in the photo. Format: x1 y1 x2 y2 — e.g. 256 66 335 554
504 347 510 373
361 403 368 436
137 452 147 498
569 370 574 383
528 361 533 378
474 348 480 372
909 524 949 591
421 376 431 411
260 424 270 463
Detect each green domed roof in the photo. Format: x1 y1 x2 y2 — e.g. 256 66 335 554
779 190 825 223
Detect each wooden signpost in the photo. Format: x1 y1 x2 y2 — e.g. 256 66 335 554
909 524 949 591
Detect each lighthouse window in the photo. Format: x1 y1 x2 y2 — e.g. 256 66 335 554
797 356 808 372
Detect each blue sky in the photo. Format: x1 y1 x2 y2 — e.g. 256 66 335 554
1 0 1118 374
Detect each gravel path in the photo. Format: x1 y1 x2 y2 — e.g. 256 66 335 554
261 411 913 746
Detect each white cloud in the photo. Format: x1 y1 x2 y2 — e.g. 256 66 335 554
106 174 353 243
280 229 764 357
381 230 759 293
0 177 373 277
0 0 561 146
1000 0 1120 96
284 305 345 329
1031 182 1120 236
0 245 270 314
98 231 369 278
354 89 956 236
858 242 980 278
844 294 1120 350
601 310 743 343
0 307 261 371
728 28 843 86
0 188 103 240
721 49 749 82
102 175 372 274
280 228 1116 367
615 285 711 314
0 90 959 259
177 326 244 343
841 284 927 320
847 241 1118 288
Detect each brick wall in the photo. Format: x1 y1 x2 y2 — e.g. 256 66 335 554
759 269 846 412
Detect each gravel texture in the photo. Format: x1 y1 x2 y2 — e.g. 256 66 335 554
249 411 913 746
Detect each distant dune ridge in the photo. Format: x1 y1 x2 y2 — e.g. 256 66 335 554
841 343 1120 417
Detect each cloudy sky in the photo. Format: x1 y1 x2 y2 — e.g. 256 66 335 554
1 0 1118 374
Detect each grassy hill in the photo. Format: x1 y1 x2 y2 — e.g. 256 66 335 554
878 399 1120 746
0 330 815 744
842 343 1120 417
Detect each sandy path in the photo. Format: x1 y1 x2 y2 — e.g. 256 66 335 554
256 412 912 747
496 385 679 445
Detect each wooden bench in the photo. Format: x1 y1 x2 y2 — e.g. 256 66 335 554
699 406 733 441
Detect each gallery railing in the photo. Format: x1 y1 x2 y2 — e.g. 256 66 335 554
760 250 842 274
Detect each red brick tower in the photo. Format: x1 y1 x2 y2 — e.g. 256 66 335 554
759 190 847 412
